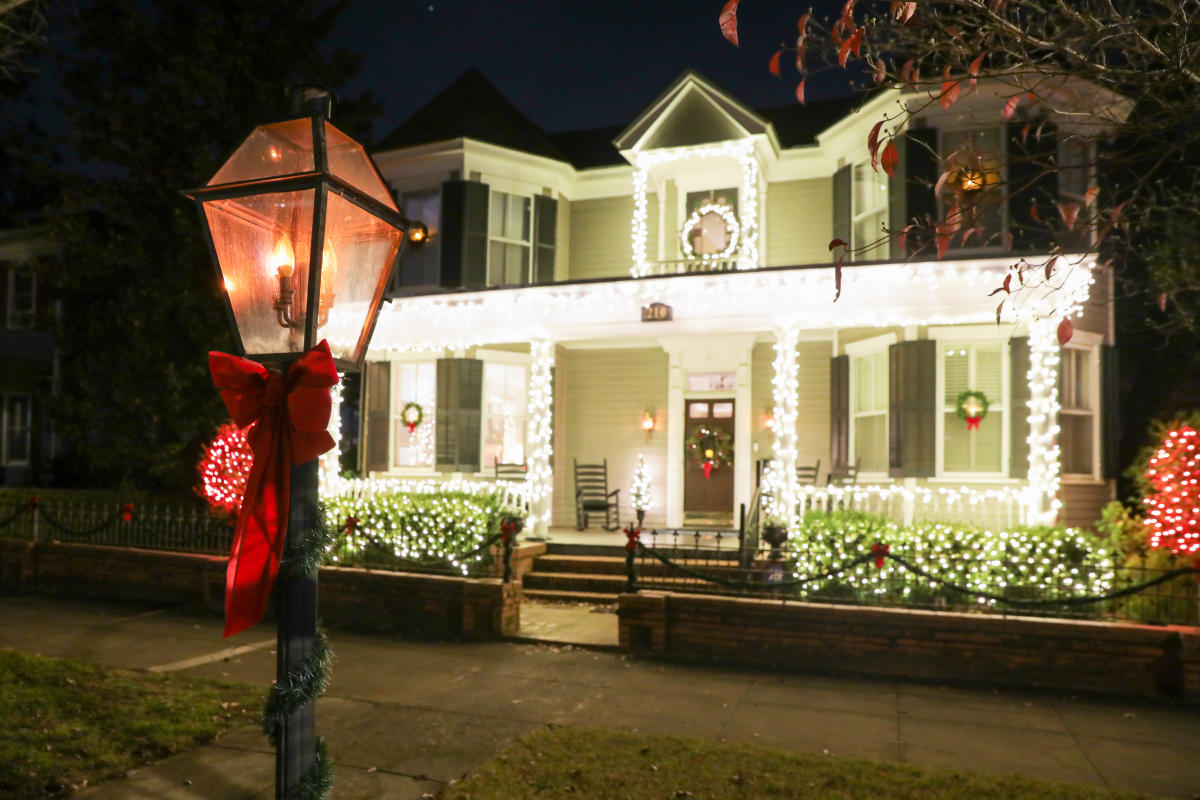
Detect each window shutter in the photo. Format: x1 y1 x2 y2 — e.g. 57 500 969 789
832 165 851 258
1101 344 1119 479
1007 122 1058 252
439 179 489 290
532 194 557 285
900 128 939 257
1009 336 1031 478
830 355 849 469
436 358 483 472
363 361 391 474
888 340 936 477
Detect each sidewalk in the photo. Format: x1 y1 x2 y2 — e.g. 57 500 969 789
2 594 1199 799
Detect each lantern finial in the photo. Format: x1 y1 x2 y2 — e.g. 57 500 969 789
287 85 337 119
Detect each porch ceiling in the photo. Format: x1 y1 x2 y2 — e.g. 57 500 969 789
355 256 1093 355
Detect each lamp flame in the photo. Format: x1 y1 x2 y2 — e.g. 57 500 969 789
272 237 295 278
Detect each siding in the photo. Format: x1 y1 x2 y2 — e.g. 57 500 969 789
750 340 832 476
553 347 670 529
1077 264 1112 341
568 195 645 281
1060 481 1115 530
766 178 833 267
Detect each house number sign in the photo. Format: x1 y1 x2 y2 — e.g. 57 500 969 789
642 302 673 322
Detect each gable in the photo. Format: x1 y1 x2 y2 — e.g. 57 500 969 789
615 72 772 153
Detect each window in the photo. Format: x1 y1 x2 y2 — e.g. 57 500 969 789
7 269 35 329
942 342 1005 474
483 362 528 466
1059 346 1097 476
851 162 888 259
488 191 531 287
941 128 1005 249
683 188 739 258
392 361 436 468
2 394 31 465
851 350 889 473
686 371 736 392
392 188 441 290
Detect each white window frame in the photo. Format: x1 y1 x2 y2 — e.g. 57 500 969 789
850 160 888 260
845 332 896 479
7 268 36 330
476 348 532 476
387 355 439 474
1060 331 1102 483
486 189 533 287
2 393 32 466
930 325 1013 482
937 126 1009 255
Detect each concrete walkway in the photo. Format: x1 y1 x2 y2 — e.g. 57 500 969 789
3 594 1199 799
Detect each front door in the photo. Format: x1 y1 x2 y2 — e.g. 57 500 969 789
683 398 735 523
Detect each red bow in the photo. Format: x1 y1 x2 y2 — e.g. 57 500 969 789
703 460 713 479
209 341 337 638
966 416 982 431
871 542 890 569
343 516 360 537
624 526 641 552
121 502 135 523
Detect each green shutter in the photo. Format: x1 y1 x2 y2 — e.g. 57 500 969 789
889 340 936 478
533 194 557 285
1007 122 1058 252
439 180 489 289
902 128 939 257
1101 344 1120 479
1009 336 1031 479
436 358 483 472
832 165 851 258
363 361 390 474
830 355 849 470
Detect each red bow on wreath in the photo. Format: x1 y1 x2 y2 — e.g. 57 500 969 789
703 460 714 479
120 502 135 523
209 341 337 638
871 542 890 570
624 525 641 552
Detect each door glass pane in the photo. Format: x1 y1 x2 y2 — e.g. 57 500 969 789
712 402 733 419
688 402 709 419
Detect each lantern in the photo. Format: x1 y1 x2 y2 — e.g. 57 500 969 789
183 87 407 368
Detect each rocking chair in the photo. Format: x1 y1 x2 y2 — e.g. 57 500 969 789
574 458 620 531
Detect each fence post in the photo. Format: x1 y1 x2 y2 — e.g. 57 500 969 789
502 530 514 583
624 527 639 593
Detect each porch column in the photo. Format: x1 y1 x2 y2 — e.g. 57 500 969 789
665 350 685 529
1025 318 1062 525
733 346 753 524
768 325 801 529
526 340 556 538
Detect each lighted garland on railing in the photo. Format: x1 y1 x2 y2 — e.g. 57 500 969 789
526 340 555 534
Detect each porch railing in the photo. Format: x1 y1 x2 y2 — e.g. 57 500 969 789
641 257 740 276
796 484 1027 529
329 476 531 514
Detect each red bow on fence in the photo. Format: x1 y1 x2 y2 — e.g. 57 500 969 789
343 516 360 538
871 542 890 569
209 341 337 638
120 502 135 523
624 526 641 552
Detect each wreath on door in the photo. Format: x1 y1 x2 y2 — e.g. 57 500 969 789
686 426 734 479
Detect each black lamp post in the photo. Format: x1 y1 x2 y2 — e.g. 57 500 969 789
183 86 408 798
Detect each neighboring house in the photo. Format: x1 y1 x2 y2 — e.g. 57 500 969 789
337 69 1122 536
0 228 56 486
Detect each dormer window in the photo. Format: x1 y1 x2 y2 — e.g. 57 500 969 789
488 190 532 287
941 128 1005 249
683 188 739 260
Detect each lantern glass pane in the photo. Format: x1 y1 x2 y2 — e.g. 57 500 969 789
208 119 315 186
324 121 397 210
318 191 403 362
202 189 315 356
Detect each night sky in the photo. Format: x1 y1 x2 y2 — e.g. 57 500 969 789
325 0 850 139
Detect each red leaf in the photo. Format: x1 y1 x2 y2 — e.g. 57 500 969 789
834 256 844 301
1057 317 1074 346
961 226 984 247
795 42 807 73
881 140 899 178
1044 255 1058 280
941 67 961 109
795 78 806 105
1003 273 1012 293
873 57 887 85
1057 201 1080 229
1003 94 1021 120
900 59 915 87
1021 123 1031 145
829 238 848 251
1157 293 1168 312
839 37 853 67
867 120 885 161
849 29 863 57
719 0 739 46
768 50 782 77
1029 200 1040 222
996 299 1005 324
797 12 810 38
968 53 985 87
898 224 913 253
893 1 917 22
936 225 952 259
1084 186 1100 207
841 0 858 26
934 169 951 199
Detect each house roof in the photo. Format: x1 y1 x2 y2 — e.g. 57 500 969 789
376 69 862 169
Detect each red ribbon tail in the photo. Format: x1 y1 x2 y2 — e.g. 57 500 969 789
407 422 416 434
703 461 713 479
967 416 981 431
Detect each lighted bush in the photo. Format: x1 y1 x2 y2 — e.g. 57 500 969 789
784 510 1116 606
1143 424 1200 554
322 490 513 574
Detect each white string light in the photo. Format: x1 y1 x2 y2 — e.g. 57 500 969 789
319 377 345 497
525 340 555 535
1025 317 1063 525
679 203 741 262
631 453 652 515
765 325 801 530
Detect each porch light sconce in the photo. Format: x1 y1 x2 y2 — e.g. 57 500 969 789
641 409 656 441
956 167 998 194
763 407 775 430
407 220 429 245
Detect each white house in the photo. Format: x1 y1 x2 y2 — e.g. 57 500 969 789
322 70 1122 538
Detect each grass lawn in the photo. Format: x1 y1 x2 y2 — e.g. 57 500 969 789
443 727 1153 800
0 648 261 800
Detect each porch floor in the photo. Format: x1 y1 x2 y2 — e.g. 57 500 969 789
534 526 741 549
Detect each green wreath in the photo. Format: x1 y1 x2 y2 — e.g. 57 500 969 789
686 426 734 469
954 390 990 428
401 402 424 433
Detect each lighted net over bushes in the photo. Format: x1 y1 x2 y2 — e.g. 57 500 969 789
197 422 254 515
1144 425 1200 554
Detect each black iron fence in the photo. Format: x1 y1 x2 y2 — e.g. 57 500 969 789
625 529 1200 627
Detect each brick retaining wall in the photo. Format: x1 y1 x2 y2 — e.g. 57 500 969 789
620 591 1200 702
0 538 518 639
